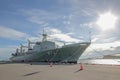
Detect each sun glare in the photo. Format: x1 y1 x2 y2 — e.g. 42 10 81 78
96 12 117 31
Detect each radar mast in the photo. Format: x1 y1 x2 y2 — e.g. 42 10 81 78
42 29 48 41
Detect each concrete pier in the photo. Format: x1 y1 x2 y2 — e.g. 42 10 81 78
0 63 120 80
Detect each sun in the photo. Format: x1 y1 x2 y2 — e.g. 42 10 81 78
96 12 117 31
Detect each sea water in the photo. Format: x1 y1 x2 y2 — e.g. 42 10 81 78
79 59 120 65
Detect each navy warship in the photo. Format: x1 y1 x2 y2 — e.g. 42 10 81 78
10 30 90 63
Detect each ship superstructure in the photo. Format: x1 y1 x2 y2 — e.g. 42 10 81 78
10 30 90 63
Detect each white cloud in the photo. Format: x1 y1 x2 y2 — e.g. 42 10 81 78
51 34 80 43
28 36 41 42
91 31 117 43
45 28 81 43
92 41 120 52
21 9 62 26
47 28 61 34
81 41 120 58
0 26 28 40
28 16 45 25
80 22 93 28
0 46 17 60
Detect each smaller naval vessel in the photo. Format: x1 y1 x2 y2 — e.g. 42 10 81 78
10 30 90 63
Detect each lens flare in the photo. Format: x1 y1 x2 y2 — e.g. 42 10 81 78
96 12 117 31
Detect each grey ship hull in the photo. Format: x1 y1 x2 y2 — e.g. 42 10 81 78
10 42 90 63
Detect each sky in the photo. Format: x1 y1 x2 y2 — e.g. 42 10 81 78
0 0 120 60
